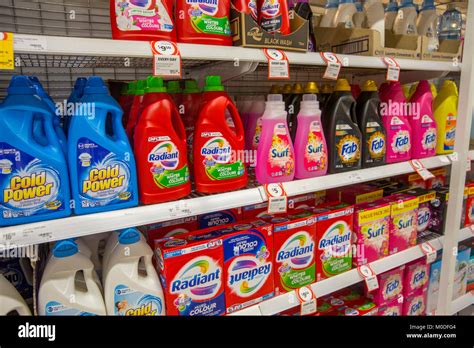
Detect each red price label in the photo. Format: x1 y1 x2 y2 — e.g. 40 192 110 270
383 57 400 82
263 49 290 80
296 286 317 316
151 41 182 78
320 52 341 80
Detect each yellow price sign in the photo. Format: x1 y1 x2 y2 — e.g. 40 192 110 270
0 32 14 70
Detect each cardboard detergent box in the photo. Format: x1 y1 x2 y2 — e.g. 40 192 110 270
421 37 463 62
313 27 421 59
230 6 309 52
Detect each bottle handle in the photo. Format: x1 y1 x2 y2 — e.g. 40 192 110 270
111 108 130 145
41 111 64 151
225 99 245 142
170 100 187 143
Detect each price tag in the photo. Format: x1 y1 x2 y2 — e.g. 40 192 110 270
320 52 341 80
151 41 182 78
263 49 290 80
382 57 400 82
1 231 16 243
357 264 379 292
0 32 14 70
264 183 288 214
410 159 435 181
419 242 437 264
296 286 317 316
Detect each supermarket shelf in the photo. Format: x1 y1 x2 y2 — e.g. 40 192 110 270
0 155 451 251
11 34 462 72
449 292 473 315
232 228 472 316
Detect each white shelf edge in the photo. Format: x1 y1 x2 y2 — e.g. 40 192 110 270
449 292 473 315
12 34 462 72
232 228 472 316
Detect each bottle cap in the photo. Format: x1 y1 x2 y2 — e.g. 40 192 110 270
355 2 363 11
7 76 37 95
321 84 333 94
74 77 88 89
334 79 351 92
301 94 320 108
269 84 281 94
362 80 378 92
84 76 110 95
399 0 415 9
136 80 146 95
421 0 435 11
339 0 354 4
128 81 137 95
53 240 79 258
118 228 141 245
386 0 398 12
282 84 293 94
145 76 167 93
430 83 438 99
292 83 304 94
304 81 319 93
440 80 458 96
267 94 283 102
184 79 200 93
204 75 225 92
167 80 182 94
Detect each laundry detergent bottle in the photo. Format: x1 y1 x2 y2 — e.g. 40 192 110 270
0 76 71 226
0 274 31 315
385 0 398 31
232 0 258 21
80 232 112 279
379 81 412 163
181 79 201 165
120 81 137 128
134 77 191 204
110 0 176 42
65 77 87 135
393 0 418 35
68 77 138 215
245 96 266 151
39 240 106 315
256 94 295 184
288 83 304 140
294 94 327 178
167 80 183 107
356 80 386 168
409 80 437 159
125 79 146 144
194 76 247 192
320 0 340 27
176 0 232 45
323 78 362 173
258 0 290 34
435 80 458 154
104 228 165 316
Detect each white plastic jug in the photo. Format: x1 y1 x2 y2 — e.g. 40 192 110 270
353 2 365 28
364 0 385 46
0 273 31 315
80 232 111 278
385 0 398 31
393 0 418 35
416 0 439 51
334 0 357 28
103 228 165 316
38 240 106 316
320 0 339 27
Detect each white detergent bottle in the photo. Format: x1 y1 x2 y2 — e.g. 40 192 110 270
320 0 340 27
364 0 385 46
353 2 366 28
104 228 165 316
334 0 357 28
416 0 439 51
80 232 111 278
393 0 418 35
0 274 31 315
385 0 398 31
38 240 106 315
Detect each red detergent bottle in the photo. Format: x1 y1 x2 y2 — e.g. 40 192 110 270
110 0 176 41
258 0 290 34
120 81 136 128
125 79 146 144
176 0 232 45
134 77 191 204
181 79 201 166
194 76 247 193
232 0 258 21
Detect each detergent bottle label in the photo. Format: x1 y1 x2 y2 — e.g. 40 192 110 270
391 130 410 154
113 284 164 316
0 142 65 220
200 136 245 181
366 126 386 164
45 301 97 316
444 114 456 151
259 0 282 33
334 127 360 169
185 0 231 36
304 121 327 172
114 0 174 32
76 138 134 208
267 123 294 179
318 221 352 278
252 118 262 149
147 138 189 189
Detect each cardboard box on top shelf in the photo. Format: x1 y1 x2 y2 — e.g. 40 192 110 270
421 37 463 62
313 26 421 60
230 6 309 52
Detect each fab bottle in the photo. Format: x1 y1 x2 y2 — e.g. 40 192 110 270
258 0 290 34
256 94 295 184
294 94 327 179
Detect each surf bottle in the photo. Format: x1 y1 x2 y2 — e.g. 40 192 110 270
435 80 458 154
0 274 31 316
246 96 265 151
176 0 232 45
356 80 386 168
134 77 191 204
39 240 106 316
110 0 176 41
322 78 362 173
68 77 138 215
258 0 290 34
256 94 295 184
393 0 418 35
320 0 339 27
194 76 247 193
120 81 137 128
408 80 437 159
294 94 327 179
232 0 258 21
181 80 201 165
385 0 398 31
0 76 71 226
125 79 146 143
287 83 304 141
379 81 412 163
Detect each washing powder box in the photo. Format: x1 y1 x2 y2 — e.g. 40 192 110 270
142 216 198 247
401 188 437 235
340 184 383 205
198 208 242 229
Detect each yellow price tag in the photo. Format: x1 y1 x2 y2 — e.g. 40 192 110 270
0 32 14 70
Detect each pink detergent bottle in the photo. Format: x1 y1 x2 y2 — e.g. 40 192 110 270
246 96 265 151
380 82 412 163
256 94 295 184
294 94 327 179
409 80 437 159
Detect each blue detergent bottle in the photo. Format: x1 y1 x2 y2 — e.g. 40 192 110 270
68 76 138 215
29 77 68 155
64 77 87 135
0 76 71 226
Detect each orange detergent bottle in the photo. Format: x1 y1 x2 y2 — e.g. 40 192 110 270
134 77 191 204
193 76 247 193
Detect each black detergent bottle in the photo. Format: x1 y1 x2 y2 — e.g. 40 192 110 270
323 78 362 173
282 83 293 109
356 80 386 168
319 84 333 112
287 83 304 139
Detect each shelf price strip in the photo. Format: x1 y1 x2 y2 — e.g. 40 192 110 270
263 49 290 80
320 52 341 80
151 41 182 78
